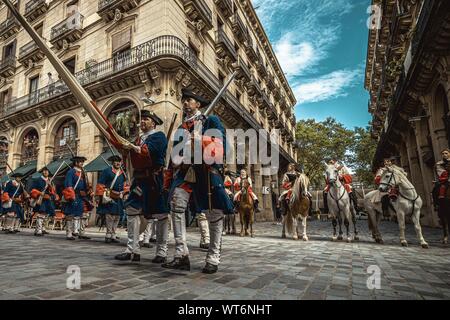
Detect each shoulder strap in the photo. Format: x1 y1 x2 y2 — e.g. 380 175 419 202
73 171 82 190
109 169 121 190
12 184 20 198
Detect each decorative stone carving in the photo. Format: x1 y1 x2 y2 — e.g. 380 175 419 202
148 65 161 96
114 9 123 22
171 69 191 100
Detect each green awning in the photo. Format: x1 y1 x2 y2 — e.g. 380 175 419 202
84 150 114 172
1 160 38 184
31 157 72 179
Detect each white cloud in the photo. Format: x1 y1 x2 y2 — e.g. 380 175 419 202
293 69 360 104
252 0 354 79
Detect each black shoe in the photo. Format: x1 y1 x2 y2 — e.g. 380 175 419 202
110 238 120 244
34 233 43 237
79 235 91 240
66 236 76 240
143 243 153 248
149 238 157 243
138 241 144 247
200 243 209 250
13 230 20 233
152 256 167 264
115 252 132 261
162 256 190 271
202 262 218 274
42 230 50 235
131 254 140 262
105 238 112 243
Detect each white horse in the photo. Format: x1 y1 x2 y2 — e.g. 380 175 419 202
378 166 429 248
325 164 354 242
282 173 311 241
364 189 390 244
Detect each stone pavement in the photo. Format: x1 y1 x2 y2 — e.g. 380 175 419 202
0 218 449 300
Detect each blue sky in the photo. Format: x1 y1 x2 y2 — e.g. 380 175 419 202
253 0 371 129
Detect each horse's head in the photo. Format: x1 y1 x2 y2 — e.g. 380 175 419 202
379 168 395 192
241 178 250 194
325 164 340 186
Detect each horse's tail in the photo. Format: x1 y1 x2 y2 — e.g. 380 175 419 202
286 205 294 235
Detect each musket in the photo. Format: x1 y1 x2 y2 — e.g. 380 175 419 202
1 0 131 149
5 162 29 198
165 113 178 169
33 159 69 207
204 71 237 117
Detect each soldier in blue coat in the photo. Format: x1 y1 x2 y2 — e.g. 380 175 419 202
114 110 169 263
95 155 129 243
30 167 58 236
62 156 91 240
1 172 28 233
162 89 234 274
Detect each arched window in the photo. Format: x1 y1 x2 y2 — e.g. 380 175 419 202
21 129 39 164
105 101 139 150
54 118 78 159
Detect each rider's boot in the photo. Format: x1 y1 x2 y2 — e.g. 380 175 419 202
253 199 260 213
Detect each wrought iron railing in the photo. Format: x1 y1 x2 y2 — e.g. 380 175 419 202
50 14 84 40
4 36 198 116
19 40 39 58
232 13 247 39
411 0 435 58
196 0 213 25
25 0 46 15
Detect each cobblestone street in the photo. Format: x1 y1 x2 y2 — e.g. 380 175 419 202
0 218 449 300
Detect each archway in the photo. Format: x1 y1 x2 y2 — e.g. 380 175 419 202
53 117 78 160
20 128 39 165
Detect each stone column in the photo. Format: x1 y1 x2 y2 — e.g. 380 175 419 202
413 121 439 227
405 132 431 226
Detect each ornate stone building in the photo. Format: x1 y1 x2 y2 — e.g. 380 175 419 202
0 0 297 220
365 0 450 227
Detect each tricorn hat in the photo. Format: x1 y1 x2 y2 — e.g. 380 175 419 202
141 110 163 126
39 166 53 176
71 156 87 163
181 89 210 108
107 155 122 162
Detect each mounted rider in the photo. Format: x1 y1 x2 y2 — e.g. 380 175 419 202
323 159 360 214
434 148 450 206
233 169 259 212
278 163 299 206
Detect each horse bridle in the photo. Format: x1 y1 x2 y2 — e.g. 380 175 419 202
380 169 419 215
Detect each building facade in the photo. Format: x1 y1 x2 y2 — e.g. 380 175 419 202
0 0 297 220
365 0 450 227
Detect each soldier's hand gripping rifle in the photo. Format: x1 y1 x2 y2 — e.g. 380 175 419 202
30 159 68 207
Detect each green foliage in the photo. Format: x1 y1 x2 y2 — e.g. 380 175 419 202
295 119 377 189
295 118 354 187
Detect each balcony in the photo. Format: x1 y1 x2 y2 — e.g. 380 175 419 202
234 57 251 82
246 76 262 98
290 115 296 126
0 56 17 78
0 17 20 41
2 35 198 119
97 0 142 22
214 0 233 19
256 52 267 78
232 13 248 43
215 28 237 63
24 0 49 22
266 72 275 91
182 0 213 32
18 41 45 68
244 36 258 62
50 14 84 50
273 84 281 100
267 102 277 120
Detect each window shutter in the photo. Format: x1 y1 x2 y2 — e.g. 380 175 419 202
112 27 131 54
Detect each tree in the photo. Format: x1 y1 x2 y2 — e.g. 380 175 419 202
295 118 354 187
348 126 378 187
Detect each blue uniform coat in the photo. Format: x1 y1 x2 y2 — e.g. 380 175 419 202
3 180 25 221
96 167 127 216
169 115 234 215
125 131 169 217
30 176 56 216
62 168 88 217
